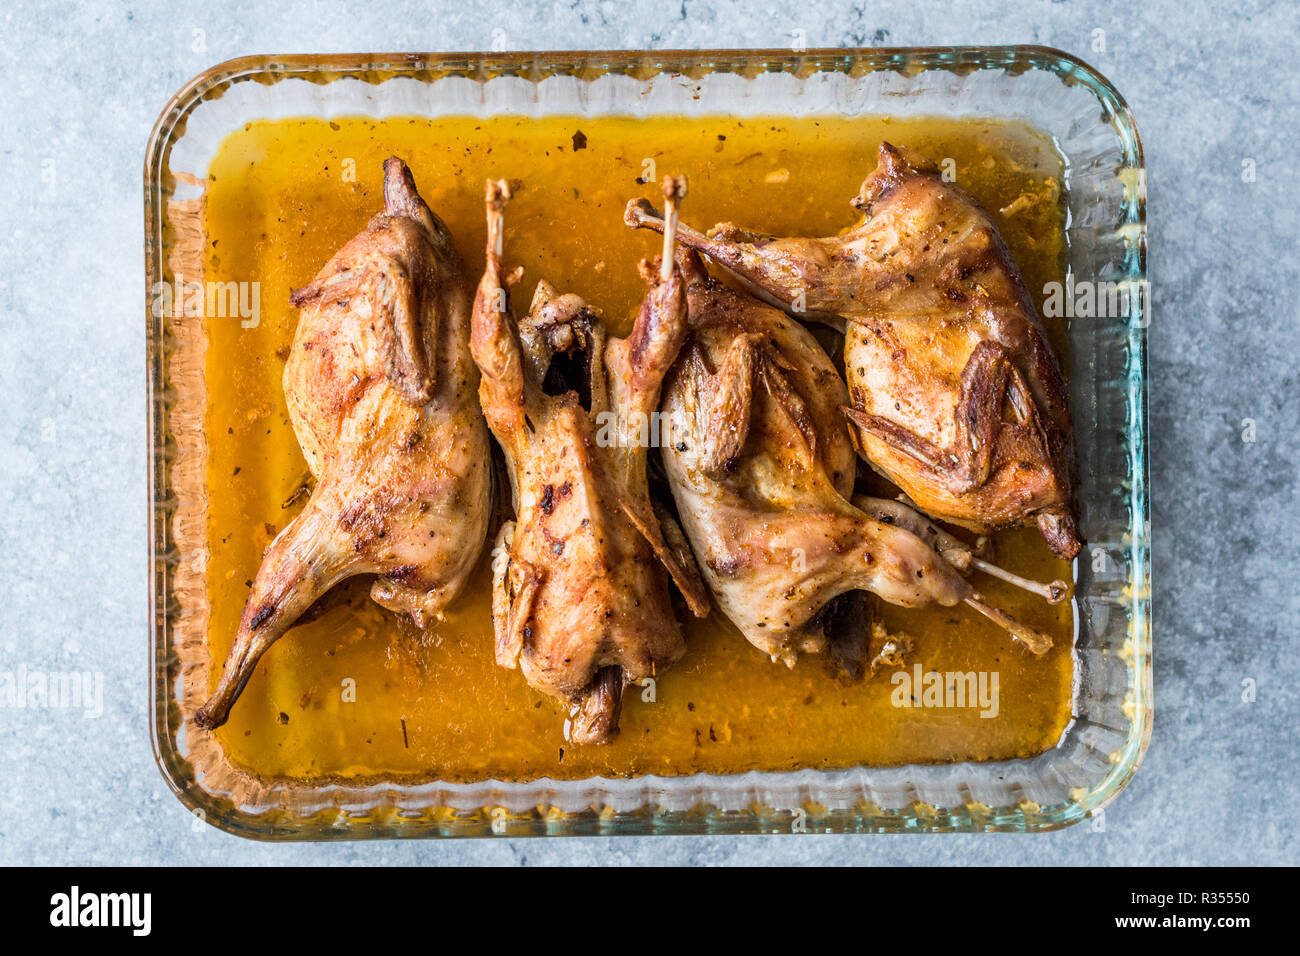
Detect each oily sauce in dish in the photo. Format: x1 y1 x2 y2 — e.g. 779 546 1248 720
202 114 1073 781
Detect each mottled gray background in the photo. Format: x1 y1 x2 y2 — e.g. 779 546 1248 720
1 0 1296 866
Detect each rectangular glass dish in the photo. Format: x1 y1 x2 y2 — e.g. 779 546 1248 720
146 47 1149 839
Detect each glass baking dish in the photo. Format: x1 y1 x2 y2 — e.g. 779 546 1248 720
146 46 1149 839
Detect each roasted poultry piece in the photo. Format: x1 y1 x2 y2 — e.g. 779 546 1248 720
195 158 492 730
472 177 709 744
628 233 1057 663
626 143 1081 559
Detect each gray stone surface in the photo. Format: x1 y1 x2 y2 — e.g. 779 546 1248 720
0 0 1296 866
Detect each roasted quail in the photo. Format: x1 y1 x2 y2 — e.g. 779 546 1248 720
626 143 1081 559
472 177 708 744
195 158 492 730
629 233 1056 663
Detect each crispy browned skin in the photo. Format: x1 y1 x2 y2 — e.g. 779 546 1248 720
626 143 1081 559
640 243 1053 662
194 159 492 731
473 178 708 744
